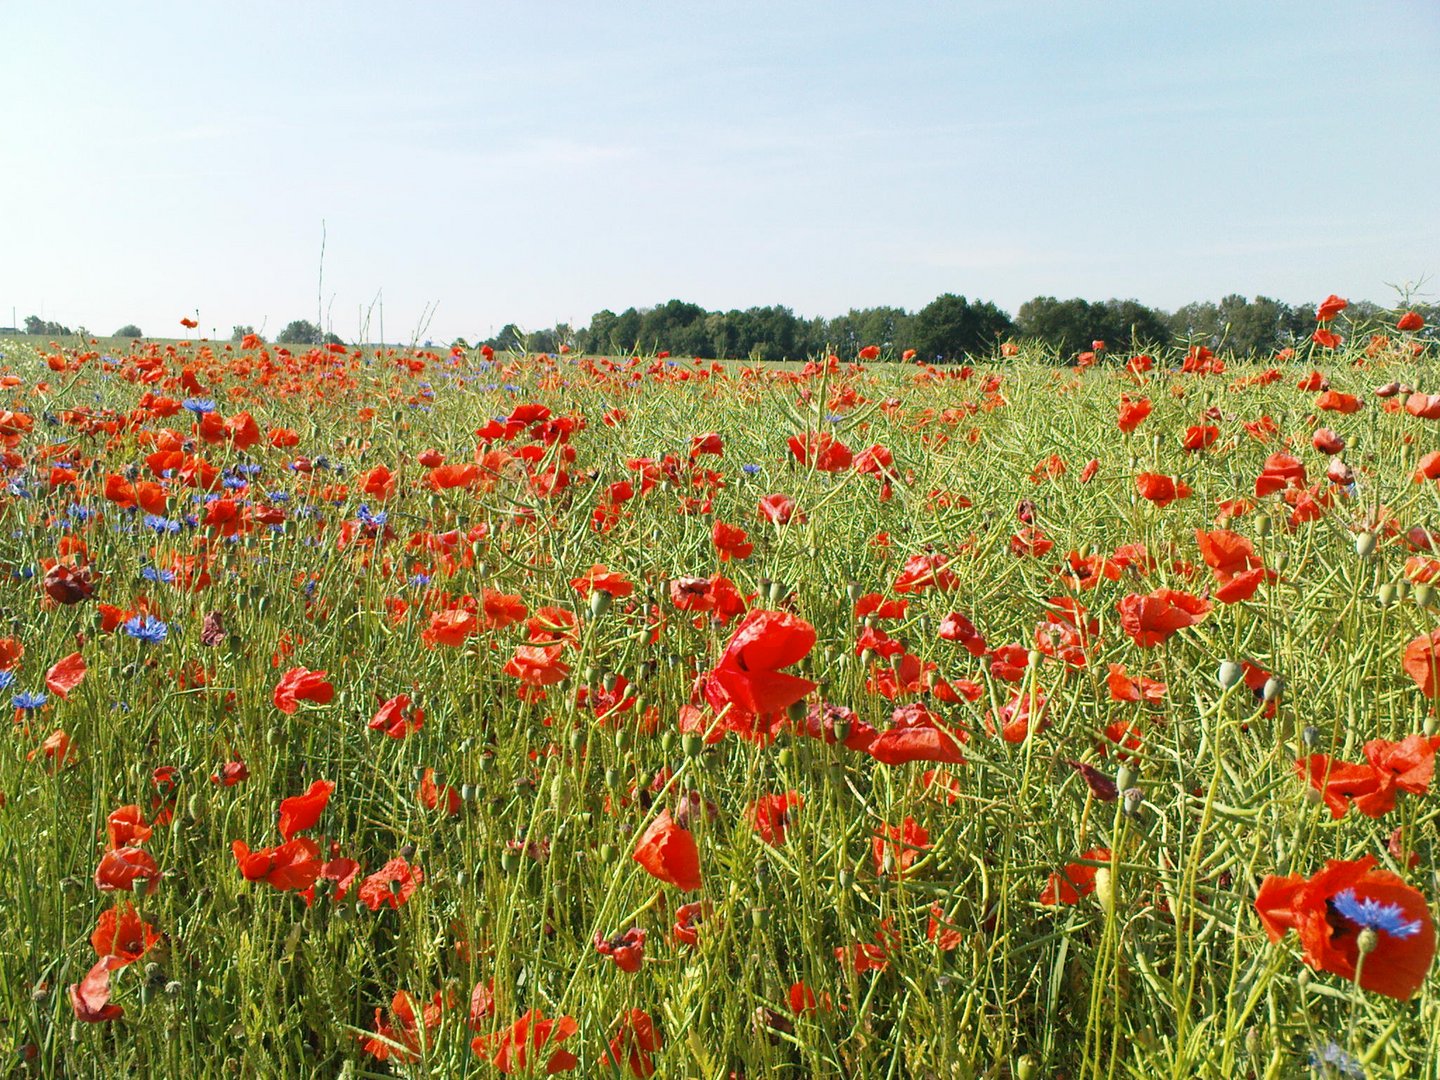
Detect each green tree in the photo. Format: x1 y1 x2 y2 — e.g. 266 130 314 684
24 315 73 336
913 294 1014 361
278 319 322 345
114 324 144 338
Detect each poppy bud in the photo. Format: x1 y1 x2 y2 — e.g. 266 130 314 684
1356 928 1379 957
569 729 586 752
602 671 619 693
1094 867 1115 917
1355 531 1377 559
1115 763 1137 792
660 730 676 754
187 792 205 822
768 580 789 604
615 729 631 753
1027 648 1044 669
500 849 520 874
598 843 616 864
838 867 853 890
1217 660 1243 689
1016 1055 1039 1080
786 700 808 725
751 906 768 929
605 767 621 789
1396 580 1412 601
682 733 703 758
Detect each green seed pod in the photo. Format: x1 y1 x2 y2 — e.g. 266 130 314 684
588 590 612 618
615 729 631 753
1217 660 1244 689
1253 512 1272 537
682 733 704 757
1377 583 1398 606
838 867 854 890
1094 867 1115 917
660 730 676 755
598 843 616 864
1355 531 1377 559
1016 1055 1039 1080
768 580 788 605
777 747 794 768
500 849 520 874
1416 584 1435 608
1115 763 1137 792
846 581 863 605
604 767 621 789
832 719 851 743
1262 676 1284 702
751 907 768 929
187 792 205 823
568 728 587 753
1395 580 1411 601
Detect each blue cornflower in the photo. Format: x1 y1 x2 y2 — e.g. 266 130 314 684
234 463 262 477
503 384 522 393
1332 888 1423 939
182 397 217 416
141 566 176 584
356 505 388 528
13 691 47 711
0 671 13 691
741 464 762 475
122 614 169 644
6 479 31 498
826 414 844 423
222 475 248 490
408 573 432 588
266 491 289 503
1306 1042 1365 1078
67 504 96 523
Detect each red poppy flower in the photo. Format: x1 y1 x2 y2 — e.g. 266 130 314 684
872 816 929 877
1118 589 1210 647
757 493 803 525
1315 295 1348 322
1297 755 1383 819
1106 663 1166 703
91 903 160 967
1182 424 1219 451
1398 311 1425 332
632 809 702 892
471 1009 579 1074
569 563 634 599
606 1009 663 1077
42 562 95 605
95 846 160 894
232 837 323 892
1135 473 1191 507
362 989 446 1063
1256 856 1435 999
273 667 335 714
359 857 424 910
702 609 817 722
1315 389 1360 412
1403 629 1440 697
1040 848 1111 906
69 957 124 1023
594 927 646 973
417 766 462 816
749 791 803 846
1116 395 1151 434
45 651 87 700
277 779 334 840
371 694 425 738
788 431 853 472
711 520 753 561
1079 458 1099 483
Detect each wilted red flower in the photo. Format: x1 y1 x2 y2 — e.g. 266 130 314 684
43 562 95 605
632 809 702 892
757 493 803 526
1256 855 1435 999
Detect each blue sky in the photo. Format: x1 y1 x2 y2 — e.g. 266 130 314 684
1 0 1436 343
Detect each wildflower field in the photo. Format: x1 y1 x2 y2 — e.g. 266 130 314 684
3 302 1440 1079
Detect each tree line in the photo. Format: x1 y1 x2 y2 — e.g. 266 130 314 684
479 293 1437 361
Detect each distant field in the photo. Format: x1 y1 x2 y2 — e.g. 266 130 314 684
0 319 1438 1077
